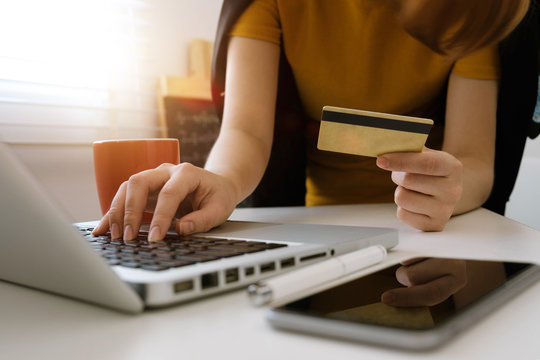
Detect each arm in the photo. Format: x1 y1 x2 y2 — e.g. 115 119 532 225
205 36 280 202
92 37 280 240
376 73 497 231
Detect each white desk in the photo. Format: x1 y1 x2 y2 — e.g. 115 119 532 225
1 204 540 360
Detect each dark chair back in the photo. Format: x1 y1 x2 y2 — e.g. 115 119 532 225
483 3 540 215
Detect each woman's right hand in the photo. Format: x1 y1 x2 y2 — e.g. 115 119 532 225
92 162 239 241
381 257 467 307
91 36 281 242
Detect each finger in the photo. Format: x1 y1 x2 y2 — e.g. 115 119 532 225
107 181 128 239
381 275 458 307
396 206 446 231
122 169 163 240
377 149 458 177
400 257 427 266
92 213 110 236
391 171 462 204
394 186 452 220
391 171 444 197
395 258 467 286
148 165 198 241
176 200 232 235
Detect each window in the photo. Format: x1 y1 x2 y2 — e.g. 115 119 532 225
0 0 162 144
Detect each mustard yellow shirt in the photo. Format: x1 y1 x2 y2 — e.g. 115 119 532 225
230 0 499 206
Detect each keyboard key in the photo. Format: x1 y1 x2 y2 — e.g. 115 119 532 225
173 248 194 255
120 261 140 268
212 239 238 245
120 247 138 254
103 245 120 252
139 243 162 249
175 254 219 262
207 245 263 253
139 258 158 265
153 250 176 259
195 250 243 258
137 250 155 257
183 235 215 243
251 242 287 249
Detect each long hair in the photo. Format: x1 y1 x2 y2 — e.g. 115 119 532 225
395 0 531 59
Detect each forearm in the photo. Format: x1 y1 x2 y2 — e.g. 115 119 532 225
202 37 280 205
205 126 271 204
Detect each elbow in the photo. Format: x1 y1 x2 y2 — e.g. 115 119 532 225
453 161 494 215
478 166 495 205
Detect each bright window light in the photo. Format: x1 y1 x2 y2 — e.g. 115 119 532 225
0 0 161 144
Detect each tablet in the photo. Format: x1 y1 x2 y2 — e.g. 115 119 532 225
266 258 540 350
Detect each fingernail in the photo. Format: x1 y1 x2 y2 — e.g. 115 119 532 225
377 157 389 168
111 223 121 239
179 221 194 235
123 225 133 241
381 291 396 304
91 221 101 235
149 226 161 242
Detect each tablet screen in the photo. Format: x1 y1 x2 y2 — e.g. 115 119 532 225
278 258 533 330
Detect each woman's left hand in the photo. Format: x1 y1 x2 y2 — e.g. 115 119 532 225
376 147 463 231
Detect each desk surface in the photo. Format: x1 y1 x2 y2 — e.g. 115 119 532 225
2 204 540 360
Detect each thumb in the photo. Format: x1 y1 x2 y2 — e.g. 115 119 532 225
175 204 231 235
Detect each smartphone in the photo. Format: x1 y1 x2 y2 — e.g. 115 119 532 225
266 258 540 350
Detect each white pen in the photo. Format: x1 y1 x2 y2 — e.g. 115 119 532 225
247 244 387 307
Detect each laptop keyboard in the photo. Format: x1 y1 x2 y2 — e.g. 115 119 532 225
77 227 287 271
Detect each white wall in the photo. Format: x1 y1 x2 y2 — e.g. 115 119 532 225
146 0 223 78
506 138 540 230
7 0 223 222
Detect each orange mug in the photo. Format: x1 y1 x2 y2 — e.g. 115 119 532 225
93 138 180 221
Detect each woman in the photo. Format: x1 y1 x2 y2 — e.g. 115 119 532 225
93 0 530 242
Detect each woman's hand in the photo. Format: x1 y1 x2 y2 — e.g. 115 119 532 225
381 258 467 307
376 147 463 231
92 162 238 241
91 37 281 242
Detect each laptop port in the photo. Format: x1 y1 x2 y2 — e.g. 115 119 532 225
244 266 255 276
225 268 239 283
173 280 194 294
280 257 295 268
300 252 326 262
201 272 219 289
260 262 276 273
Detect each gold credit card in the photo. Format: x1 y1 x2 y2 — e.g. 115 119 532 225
317 106 434 157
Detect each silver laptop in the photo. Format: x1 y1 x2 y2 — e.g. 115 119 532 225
0 142 398 313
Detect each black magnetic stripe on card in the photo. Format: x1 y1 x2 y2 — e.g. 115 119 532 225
322 110 432 134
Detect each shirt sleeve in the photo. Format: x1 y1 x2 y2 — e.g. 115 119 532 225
452 44 500 80
229 0 282 45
